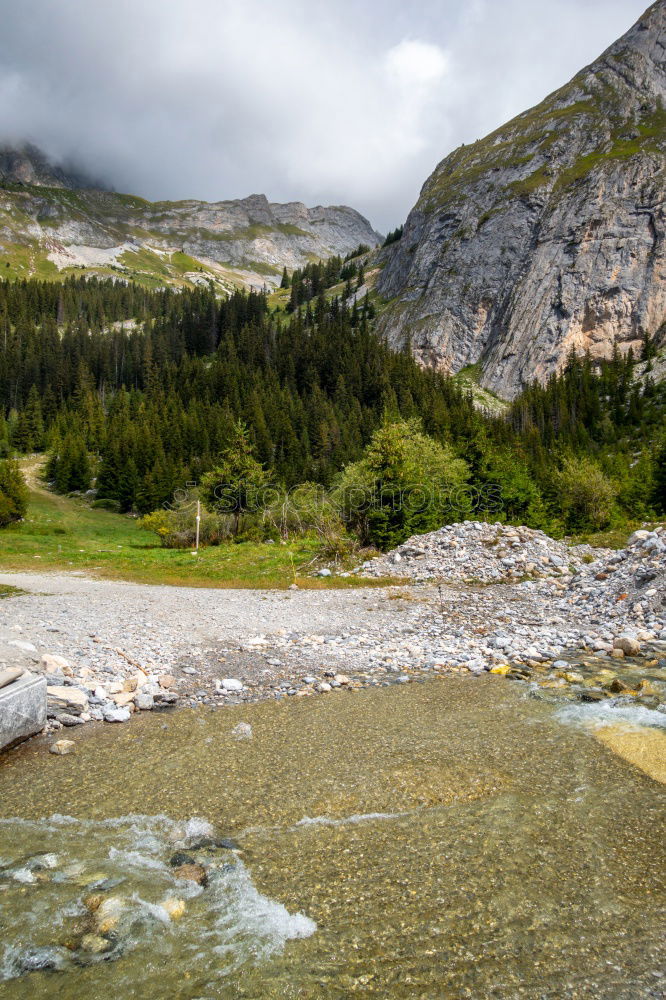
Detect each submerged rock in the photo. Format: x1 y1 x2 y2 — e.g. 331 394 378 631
172 862 208 887
79 934 112 954
163 897 186 920
17 946 64 974
169 852 195 868
231 722 252 740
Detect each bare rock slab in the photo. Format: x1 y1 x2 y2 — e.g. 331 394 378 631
0 672 47 751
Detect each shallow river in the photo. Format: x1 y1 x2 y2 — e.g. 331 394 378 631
1 676 664 999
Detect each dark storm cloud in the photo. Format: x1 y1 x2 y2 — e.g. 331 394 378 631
0 0 649 230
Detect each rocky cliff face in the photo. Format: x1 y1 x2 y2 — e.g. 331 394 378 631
0 142 103 190
0 146 380 289
376 1 666 399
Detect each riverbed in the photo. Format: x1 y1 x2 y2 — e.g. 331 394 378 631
1 676 664 998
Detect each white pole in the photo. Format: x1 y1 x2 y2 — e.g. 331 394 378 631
195 499 201 553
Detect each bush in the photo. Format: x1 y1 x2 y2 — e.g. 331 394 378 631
139 502 230 548
554 456 616 532
0 457 29 527
91 498 121 511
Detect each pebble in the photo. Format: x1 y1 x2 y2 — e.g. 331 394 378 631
220 678 243 692
49 739 76 755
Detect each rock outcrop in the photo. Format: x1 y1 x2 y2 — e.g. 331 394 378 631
377 1 666 398
0 142 103 190
0 145 380 289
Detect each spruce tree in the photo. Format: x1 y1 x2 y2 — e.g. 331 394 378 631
0 456 29 526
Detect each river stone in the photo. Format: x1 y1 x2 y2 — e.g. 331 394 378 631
163 897 186 920
94 896 125 934
39 653 70 673
17 947 63 973
8 639 37 654
172 863 208 886
55 712 85 727
49 739 76 755
169 852 195 867
0 667 23 689
112 691 135 708
231 721 252 740
134 692 154 711
103 706 131 723
613 636 641 656
80 934 112 954
47 685 89 714
221 678 243 692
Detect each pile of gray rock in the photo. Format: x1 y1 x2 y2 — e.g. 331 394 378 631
359 521 599 584
561 527 666 629
40 653 178 732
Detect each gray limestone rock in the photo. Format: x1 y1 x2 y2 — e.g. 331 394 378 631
376 2 666 399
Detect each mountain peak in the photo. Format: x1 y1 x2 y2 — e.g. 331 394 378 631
376 2 666 399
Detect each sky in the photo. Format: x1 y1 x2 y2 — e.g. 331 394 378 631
0 0 649 232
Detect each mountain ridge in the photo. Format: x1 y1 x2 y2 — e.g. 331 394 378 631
0 144 381 291
376 0 666 399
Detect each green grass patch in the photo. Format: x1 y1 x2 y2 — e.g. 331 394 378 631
0 584 26 598
0 483 399 590
276 223 309 237
567 522 663 550
452 364 509 414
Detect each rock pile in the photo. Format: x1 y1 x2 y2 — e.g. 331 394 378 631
563 527 666 630
359 521 599 584
42 658 178 733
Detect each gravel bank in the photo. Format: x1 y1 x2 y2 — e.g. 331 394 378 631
0 526 664 738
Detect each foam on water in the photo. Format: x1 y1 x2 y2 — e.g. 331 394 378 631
293 810 410 829
0 814 316 984
556 699 666 731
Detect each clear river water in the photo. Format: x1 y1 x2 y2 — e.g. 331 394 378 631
0 675 664 999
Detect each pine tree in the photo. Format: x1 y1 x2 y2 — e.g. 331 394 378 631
0 456 29 526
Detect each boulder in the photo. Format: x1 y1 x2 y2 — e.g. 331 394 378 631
46 685 89 714
613 637 641 657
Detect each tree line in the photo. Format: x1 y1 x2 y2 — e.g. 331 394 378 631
0 275 664 541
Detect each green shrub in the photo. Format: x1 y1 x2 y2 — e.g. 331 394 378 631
139 502 230 549
91 498 121 511
554 456 616 532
